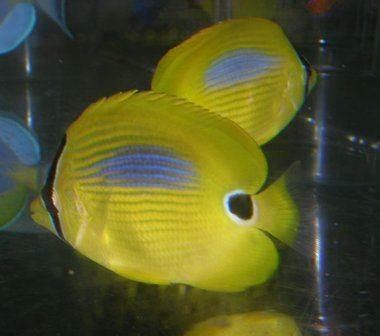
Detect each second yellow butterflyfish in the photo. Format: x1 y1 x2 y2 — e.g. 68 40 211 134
183 311 302 336
152 18 317 145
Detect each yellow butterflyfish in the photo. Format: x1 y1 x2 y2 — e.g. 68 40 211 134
183 311 302 336
31 91 299 292
152 18 317 145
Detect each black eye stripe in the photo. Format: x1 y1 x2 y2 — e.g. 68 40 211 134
41 135 67 240
228 193 253 220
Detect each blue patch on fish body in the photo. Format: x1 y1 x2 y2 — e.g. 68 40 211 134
82 145 197 189
205 49 278 89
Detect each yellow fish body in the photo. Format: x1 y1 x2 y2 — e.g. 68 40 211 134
183 311 302 336
31 91 299 292
152 18 317 145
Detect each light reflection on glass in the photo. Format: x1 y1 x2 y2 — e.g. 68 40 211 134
25 83 33 129
24 43 31 76
312 209 329 334
313 72 328 182
311 70 330 334
23 42 33 129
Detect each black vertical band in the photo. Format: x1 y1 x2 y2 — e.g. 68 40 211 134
41 135 67 240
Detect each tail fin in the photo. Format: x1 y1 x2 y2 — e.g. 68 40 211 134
251 163 313 256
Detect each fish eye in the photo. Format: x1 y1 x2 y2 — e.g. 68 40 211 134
228 193 252 219
224 190 257 226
